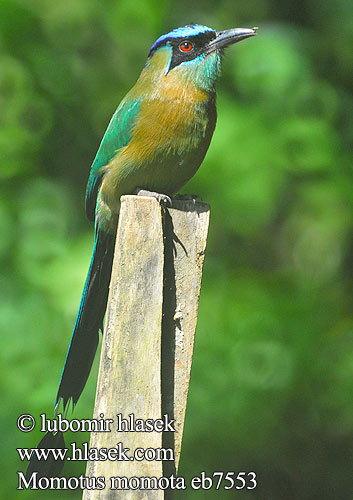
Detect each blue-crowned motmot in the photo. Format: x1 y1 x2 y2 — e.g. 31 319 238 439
26 24 256 478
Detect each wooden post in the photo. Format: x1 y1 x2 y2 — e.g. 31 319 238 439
82 195 210 499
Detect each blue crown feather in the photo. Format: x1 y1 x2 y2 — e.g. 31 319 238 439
149 24 215 53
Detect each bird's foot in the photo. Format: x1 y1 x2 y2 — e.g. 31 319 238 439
134 188 172 207
174 193 203 203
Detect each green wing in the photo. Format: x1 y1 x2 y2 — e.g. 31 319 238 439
85 98 141 221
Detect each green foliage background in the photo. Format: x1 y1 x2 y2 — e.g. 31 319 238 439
1 0 352 498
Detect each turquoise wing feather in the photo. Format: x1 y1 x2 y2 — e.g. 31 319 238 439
85 99 141 221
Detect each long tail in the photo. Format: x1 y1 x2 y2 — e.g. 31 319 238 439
26 228 115 479
55 227 115 412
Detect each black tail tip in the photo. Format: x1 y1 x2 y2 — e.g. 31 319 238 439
25 431 66 480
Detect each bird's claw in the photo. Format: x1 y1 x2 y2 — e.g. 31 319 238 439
134 189 172 207
155 193 172 206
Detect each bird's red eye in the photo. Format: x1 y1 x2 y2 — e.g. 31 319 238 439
179 41 193 52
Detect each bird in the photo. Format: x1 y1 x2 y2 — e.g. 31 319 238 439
26 23 256 478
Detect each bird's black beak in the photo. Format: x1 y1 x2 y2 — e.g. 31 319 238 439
207 27 257 53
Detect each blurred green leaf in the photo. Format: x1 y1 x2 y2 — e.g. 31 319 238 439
232 28 311 99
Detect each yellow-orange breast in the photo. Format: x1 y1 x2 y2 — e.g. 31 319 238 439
100 49 216 214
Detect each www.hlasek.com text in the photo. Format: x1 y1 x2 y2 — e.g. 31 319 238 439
18 441 174 463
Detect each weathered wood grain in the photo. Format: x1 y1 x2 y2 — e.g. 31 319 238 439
162 199 210 472
83 196 210 499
